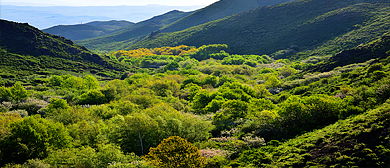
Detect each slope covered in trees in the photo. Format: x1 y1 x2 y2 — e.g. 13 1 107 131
1 0 390 167
0 19 133 78
43 20 134 41
76 10 193 52
129 0 390 59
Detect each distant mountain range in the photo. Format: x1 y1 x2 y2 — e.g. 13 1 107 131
7 0 390 63
43 20 135 41
73 0 295 52
74 10 194 52
1 5 201 29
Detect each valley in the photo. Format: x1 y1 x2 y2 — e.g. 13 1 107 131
0 0 389 167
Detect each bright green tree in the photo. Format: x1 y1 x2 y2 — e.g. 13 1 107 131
46 98 70 112
10 82 28 101
143 136 206 168
0 86 12 101
265 75 281 89
79 90 106 105
0 115 72 165
83 75 100 90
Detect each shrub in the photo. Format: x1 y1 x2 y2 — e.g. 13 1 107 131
79 90 106 105
143 136 207 168
17 98 48 115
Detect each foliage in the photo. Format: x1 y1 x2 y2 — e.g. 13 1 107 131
0 20 134 77
1 3 390 167
0 115 72 165
10 82 28 101
238 102 390 167
105 104 213 155
143 136 206 168
79 90 106 105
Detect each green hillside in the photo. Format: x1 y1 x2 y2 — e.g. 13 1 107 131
43 20 134 41
129 0 390 60
0 19 133 77
308 32 390 73
1 0 390 167
160 0 294 33
236 101 390 167
76 10 193 52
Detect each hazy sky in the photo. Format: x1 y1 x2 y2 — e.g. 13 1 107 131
2 0 220 6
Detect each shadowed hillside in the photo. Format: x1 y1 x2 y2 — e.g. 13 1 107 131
0 19 132 76
43 20 134 41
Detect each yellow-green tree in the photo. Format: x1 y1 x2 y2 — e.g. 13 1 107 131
265 75 281 89
10 82 28 101
143 136 206 168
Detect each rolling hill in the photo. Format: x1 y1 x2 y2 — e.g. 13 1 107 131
128 0 390 60
76 10 194 52
75 0 294 52
0 19 133 77
43 20 134 41
307 31 390 73
1 5 201 29
160 0 295 33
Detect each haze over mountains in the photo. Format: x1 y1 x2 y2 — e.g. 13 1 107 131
65 0 389 60
69 0 295 52
1 5 201 29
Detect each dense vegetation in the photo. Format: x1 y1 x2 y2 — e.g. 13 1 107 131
1 27 389 166
0 19 134 82
1 0 390 167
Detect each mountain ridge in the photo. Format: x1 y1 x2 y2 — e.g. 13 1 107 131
127 0 390 60
160 0 294 33
76 10 194 52
0 19 133 76
43 20 135 41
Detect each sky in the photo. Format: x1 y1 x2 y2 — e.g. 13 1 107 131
2 0 220 6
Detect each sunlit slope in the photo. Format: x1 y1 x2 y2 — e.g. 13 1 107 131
129 0 390 58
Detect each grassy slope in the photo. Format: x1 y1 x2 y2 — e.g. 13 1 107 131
307 31 390 73
160 0 293 33
128 0 389 59
43 20 134 41
75 10 193 52
0 19 133 76
257 101 390 167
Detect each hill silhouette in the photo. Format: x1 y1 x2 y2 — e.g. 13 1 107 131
43 20 134 41
76 10 193 52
